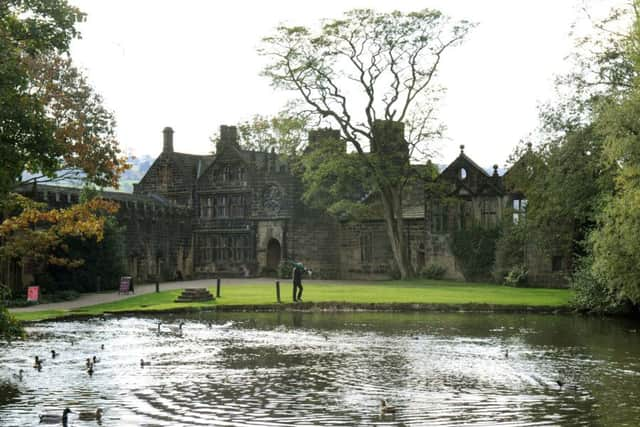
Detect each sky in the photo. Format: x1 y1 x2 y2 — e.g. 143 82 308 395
69 0 623 168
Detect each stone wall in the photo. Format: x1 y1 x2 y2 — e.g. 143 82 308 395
15 184 193 285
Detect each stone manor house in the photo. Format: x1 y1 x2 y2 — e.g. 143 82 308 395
9 122 568 287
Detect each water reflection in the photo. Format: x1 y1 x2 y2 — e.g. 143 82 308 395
0 312 639 426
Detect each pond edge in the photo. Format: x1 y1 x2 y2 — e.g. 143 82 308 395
21 302 574 323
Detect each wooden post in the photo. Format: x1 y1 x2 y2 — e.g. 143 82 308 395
216 277 221 298
276 280 281 303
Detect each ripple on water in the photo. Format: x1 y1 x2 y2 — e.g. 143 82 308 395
1 313 639 426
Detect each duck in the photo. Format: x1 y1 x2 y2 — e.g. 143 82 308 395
33 356 43 370
87 365 94 376
86 358 93 369
168 322 185 334
556 379 564 388
92 355 99 364
140 358 150 368
505 349 509 359
12 369 24 381
380 399 397 414
78 408 103 421
39 408 72 424
100 344 105 350
51 349 57 359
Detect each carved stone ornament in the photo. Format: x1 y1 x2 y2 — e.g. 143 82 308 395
263 184 282 215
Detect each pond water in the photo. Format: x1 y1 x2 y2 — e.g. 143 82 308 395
1 312 639 426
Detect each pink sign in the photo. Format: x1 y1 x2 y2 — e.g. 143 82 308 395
119 276 131 294
27 286 39 302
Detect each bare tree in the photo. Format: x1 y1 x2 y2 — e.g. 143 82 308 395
260 9 472 278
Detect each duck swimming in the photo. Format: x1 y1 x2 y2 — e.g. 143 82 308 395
39 408 72 424
380 399 397 414
78 408 103 421
87 365 94 376
140 358 150 368
51 350 57 359
13 369 24 381
33 356 43 370
168 322 185 335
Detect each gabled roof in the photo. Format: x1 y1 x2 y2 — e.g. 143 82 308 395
137 151 214 192
439 151 490 179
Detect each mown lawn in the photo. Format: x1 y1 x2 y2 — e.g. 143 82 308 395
12 280 574 322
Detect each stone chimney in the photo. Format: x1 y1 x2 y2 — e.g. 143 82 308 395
162 127 174 153
371 120 406 155
217 125 239 153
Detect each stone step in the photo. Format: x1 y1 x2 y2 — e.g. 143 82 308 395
175 288 215 303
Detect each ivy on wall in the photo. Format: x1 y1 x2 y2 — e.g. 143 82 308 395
450 226 500 282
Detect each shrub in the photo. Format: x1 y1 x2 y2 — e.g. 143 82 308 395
570 256 630 314
503 265 528 287
278 262 293 279
421 264 446 280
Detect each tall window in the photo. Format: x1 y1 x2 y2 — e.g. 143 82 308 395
211 194 246 218
215 166 246 184
481 198 497 227
200 197 213 218
230 194 245 217
431 202 448 233
459 200 472 230
209 235 250 262
214 195 228 217
197 236 215 263
360 231 373 263
232 235 250 261
513 198 527 224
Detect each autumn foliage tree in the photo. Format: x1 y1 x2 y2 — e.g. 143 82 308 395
1 1 128 338
0 194 119 268
0 0 128 194
260 9 472 278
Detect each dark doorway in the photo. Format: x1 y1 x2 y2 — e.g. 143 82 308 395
266 239 281 270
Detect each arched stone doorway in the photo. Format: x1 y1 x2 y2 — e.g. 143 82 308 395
266 238 281 270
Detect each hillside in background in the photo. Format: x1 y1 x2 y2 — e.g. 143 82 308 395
118 155 155 193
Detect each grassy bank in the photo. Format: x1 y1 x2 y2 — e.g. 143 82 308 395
12 280 574 322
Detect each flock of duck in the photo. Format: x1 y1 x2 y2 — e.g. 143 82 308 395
13 318 406 424
23 344 107 424
16 321 190 425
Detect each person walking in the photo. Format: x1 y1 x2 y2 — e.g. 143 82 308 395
292 262 304 302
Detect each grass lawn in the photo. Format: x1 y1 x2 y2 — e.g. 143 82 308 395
12 280 574 322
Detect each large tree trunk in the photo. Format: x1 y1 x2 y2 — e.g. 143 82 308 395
380 184 414 279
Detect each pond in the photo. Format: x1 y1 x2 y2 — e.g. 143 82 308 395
1 312 639 426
